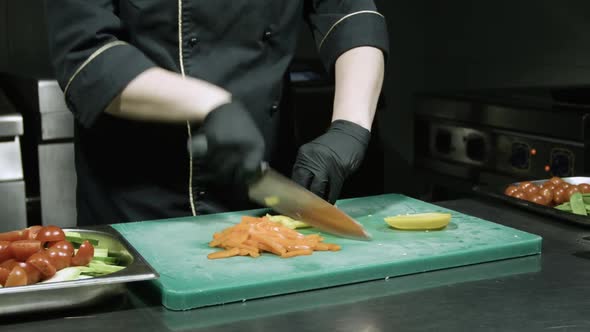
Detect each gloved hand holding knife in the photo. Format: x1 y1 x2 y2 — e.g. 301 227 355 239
191 100 372 207
189 100 266 188
189 103 371 240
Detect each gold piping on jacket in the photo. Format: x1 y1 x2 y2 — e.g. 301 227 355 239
178 0 197 216
318 10 385 50
64 40 128 95
177 0 186 77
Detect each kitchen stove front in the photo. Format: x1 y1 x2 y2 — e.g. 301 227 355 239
414 93 590 201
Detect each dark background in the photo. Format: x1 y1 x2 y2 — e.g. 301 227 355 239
3 0 590 225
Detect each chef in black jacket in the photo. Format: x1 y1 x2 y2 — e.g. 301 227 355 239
44 1 389 226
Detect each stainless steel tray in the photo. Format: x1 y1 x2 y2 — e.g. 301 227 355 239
0 225 158 316
474 176 590 227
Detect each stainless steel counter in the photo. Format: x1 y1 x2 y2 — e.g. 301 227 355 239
2 197 590 331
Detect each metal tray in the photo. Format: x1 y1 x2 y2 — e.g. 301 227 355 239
0 225 158 316
473 176 590 227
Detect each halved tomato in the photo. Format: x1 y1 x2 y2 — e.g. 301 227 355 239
46 247 72 271
71 240 94 266
0 230 25 242
23 226 43 241
0 258 17 269
49 240 75 257
15 262 41 284
0 241 13 262
5 265 27 287
26 251 56 278
9 240 42 262
0 267 10 286
35 226 66 243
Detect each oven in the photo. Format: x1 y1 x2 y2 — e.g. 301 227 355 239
414 92 590 201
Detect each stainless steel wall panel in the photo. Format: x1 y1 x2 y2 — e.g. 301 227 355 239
41 111 73 140
0 137 23 181
0 181 27 231
38 80 68 114
38 142 77 228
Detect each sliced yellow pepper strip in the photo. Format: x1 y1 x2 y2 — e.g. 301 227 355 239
384 213 451 230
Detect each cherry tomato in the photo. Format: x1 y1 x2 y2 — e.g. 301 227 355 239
504 185 519 196
539 188 554 206
524 185 540 196
23 226 43 241
71 240 94 267
5 265 27 287
0 267 9 286
518 181 534 190
9 240 42 262
49 240 75 257
0 230 25 242
566 186 581 200
541 182 556 191
13 262 41 285
46 247 72 271
2 259 41 284
0 241 13 262
0 259 17 270
549 176 564 185
35 225 66 243
529 194 548 206
577 183 590 194
513 191 527 200
26 251 56 278
553 187 567 204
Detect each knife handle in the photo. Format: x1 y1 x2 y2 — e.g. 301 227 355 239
187 134 268 184
188 134 208 158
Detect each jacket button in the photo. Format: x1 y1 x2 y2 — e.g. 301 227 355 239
262 29 273 42
187 37 198 48
270 102 280 114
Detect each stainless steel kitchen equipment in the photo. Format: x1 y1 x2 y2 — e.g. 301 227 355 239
0 1 77 228
37 80 76 228
0 90 27 231
414 92 590 200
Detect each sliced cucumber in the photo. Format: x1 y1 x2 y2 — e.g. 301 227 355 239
40 267 82 283
92 256 118 264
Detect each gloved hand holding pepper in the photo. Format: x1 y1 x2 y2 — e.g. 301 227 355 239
291 120 371 204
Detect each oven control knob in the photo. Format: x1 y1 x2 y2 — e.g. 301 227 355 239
465 135 486 162
434 129 452 154
550 151 572 177
510 143 530 169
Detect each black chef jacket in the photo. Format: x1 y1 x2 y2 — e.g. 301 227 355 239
44 0 389 226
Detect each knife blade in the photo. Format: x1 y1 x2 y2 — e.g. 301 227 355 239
248 162 371 240
189 135 371 240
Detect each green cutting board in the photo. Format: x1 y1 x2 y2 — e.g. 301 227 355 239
112 194 542 311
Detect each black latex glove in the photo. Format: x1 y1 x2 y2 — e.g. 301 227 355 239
292 120 371 204
189 101 265 187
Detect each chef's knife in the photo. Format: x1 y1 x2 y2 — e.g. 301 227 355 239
189 135 371 240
